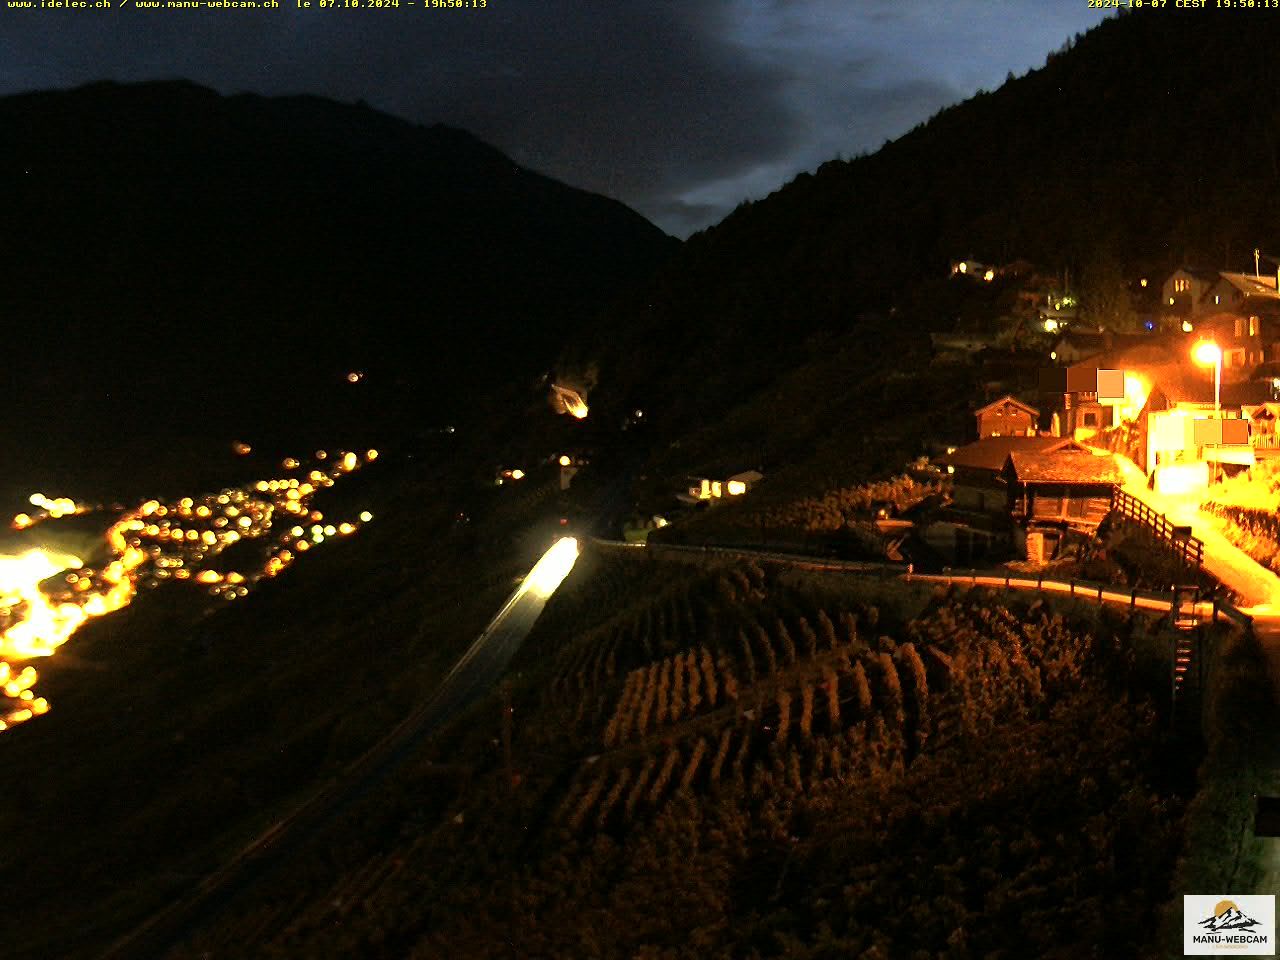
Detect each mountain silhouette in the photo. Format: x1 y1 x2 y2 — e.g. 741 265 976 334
1199 907 1261 932
0 80 676 497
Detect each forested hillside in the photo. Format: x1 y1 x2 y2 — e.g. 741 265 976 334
574 10 1280 449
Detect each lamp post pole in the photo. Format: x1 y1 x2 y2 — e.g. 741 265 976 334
1213 352 1221 417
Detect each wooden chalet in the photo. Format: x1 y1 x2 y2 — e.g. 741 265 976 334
1003 448 1122 529
929 436 1089 565
974 394 1039 439
938 436 1087 515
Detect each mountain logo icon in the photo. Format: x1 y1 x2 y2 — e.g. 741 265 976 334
1184 893 1274 955
1198 900 1263 933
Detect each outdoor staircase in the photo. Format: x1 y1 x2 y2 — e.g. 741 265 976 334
1173 631 1195 698
1171 587 1200 705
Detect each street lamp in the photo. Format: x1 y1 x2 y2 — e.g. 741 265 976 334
1191 339 1222 416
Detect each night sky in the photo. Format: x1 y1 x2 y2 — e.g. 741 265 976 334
1 1 1110 237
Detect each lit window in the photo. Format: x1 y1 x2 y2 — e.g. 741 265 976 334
1235 318 1244 337
1214 295 1220 304
1249 316 1258 336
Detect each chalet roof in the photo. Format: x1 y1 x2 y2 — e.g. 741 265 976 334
1054 332 1162 364
938 436 1083 473
727 470 764 484
1147 367 1216 406
1144 369 1271 408
974 394 1039 418
1004 449 1124 486
1095 346 1178 376
1215 272 1280 300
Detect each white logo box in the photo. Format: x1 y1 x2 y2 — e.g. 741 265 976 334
1184 894 1276 956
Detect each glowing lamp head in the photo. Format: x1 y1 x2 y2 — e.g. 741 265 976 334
1192 340 1222 367
558 455 571 467
1181 320 1194 333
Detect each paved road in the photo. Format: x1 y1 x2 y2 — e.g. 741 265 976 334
97 538 579 960
1106 451 1280 897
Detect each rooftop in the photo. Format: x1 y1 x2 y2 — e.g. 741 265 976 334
1216 272 1280 299
938 436 1083 473
1004 449 1124 485
974 394 1039 418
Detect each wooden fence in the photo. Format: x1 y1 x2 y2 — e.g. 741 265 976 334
1108 487 1205 568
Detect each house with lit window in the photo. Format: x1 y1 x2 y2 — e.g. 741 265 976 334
950 259 992 281
974 395 1039 438
1052 344 1174 439
682 470 764 504
1160 267 1220 318
1202 271 1280 316
1138 372 1270 492
1191 311 1280 377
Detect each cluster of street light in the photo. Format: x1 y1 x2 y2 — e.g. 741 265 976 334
0 448 379 732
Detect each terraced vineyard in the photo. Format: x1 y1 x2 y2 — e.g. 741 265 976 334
169 545 1194 959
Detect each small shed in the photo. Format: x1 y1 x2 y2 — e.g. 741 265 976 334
1003 449 1122 528
937 436 1086 514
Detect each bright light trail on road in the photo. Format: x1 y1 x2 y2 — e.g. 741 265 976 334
522 537 579 599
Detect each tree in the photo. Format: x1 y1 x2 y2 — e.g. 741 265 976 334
1079 253 1139 332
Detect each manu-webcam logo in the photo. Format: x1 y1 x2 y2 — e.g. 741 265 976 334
1184 895 1275 955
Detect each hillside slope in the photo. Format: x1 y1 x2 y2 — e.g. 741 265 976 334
0 80 676 497
575 10 1280 449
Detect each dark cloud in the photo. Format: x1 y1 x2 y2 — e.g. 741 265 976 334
0 1 1109 236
